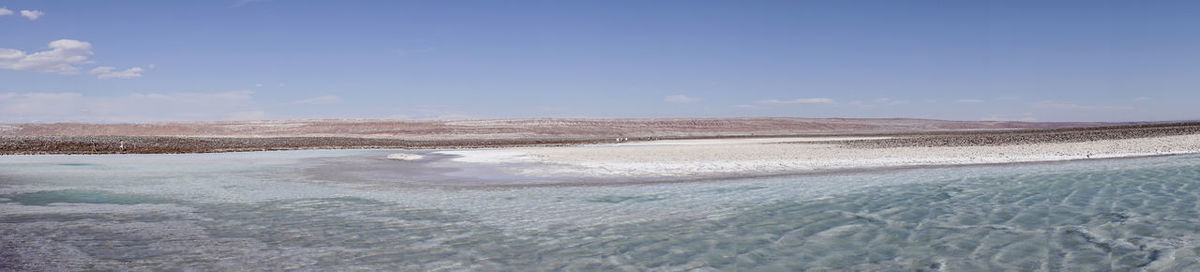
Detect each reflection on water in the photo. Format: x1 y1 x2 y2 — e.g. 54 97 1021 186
2 150 1200 270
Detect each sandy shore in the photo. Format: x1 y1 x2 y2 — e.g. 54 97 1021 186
435 133 1200 179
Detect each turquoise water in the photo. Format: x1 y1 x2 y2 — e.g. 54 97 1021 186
2 150 1200 271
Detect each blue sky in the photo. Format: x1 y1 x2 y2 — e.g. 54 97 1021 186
1 0 1198 123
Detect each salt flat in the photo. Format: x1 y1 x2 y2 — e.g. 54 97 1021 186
436 133 1200 179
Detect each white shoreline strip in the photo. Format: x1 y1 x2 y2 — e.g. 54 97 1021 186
433 134 1200 178
385 153 424 161
433 150 534 163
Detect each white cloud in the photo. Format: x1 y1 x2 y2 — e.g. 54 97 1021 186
759 98 835 104
89 66 144 79
953 99 985 104
0 7 13 16
732 104 757 109
0 39 93 74
0 91 264 123
293 95 341 105
664 95 699 103
19 10 43 20
1134 97 1151 101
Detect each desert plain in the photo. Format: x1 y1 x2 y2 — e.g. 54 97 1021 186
4 118 1199 180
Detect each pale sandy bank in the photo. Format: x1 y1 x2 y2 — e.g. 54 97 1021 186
432 134 1200 179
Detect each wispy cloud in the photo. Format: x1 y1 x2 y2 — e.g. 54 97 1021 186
759 98 835 104
90 66 145 79
953 99 985 104
293 95 341 105
19 10 43 20
0 7 12 16
2 40 147 79
664 95 699 103
1134 97 1151 101
0 39 93 74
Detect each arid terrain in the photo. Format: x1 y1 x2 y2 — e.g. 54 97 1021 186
0 117 1177 155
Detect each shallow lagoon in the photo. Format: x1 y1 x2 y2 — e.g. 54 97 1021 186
2 150 1200 271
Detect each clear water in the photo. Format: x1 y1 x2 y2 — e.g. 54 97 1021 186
2 150 1200 271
